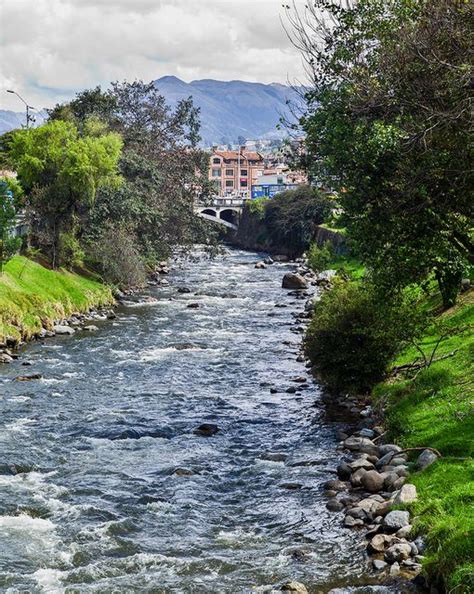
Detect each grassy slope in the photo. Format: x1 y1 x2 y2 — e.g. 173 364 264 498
0 255 113 344
309 251 473 591
374 290 474 593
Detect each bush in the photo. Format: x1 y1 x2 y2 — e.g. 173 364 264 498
59 231 85 269
307 241 334 272
305 281 427 393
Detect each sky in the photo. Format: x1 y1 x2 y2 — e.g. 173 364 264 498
0 0 307 112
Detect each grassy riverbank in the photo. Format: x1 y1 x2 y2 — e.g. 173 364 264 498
307 251 473 592
375 290 474 592
0 256 114 345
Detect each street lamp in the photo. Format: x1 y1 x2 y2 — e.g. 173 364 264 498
6 89 36 129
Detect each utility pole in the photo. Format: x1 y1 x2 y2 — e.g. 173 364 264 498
6 90 36 129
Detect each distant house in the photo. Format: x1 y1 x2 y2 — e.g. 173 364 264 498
251 173 298 199
208 149 264 197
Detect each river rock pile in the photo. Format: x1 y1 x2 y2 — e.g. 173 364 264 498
323 427 433 579
0 307 117 362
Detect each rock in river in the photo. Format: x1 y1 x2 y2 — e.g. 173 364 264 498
282 273 308 290
193 423 219 437
53 325 75 335
281 581 308 594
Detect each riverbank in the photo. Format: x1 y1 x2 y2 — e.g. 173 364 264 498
0 255 114 349
304 253 473 593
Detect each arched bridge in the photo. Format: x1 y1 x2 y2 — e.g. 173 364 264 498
194 197 245 230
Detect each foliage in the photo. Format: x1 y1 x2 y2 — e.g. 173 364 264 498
6 119 122 267
51 81 217 272
59 231 85 269
290 0 473 307
0 255 113 344
0 179 22 273
86 224 146 288
247 197 270 219
307 241 334 273
305 280 427 393
263 185 331 256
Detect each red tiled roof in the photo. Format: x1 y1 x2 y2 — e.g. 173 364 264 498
213 150 264 162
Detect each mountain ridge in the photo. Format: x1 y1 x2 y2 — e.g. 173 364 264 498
0 78 301 144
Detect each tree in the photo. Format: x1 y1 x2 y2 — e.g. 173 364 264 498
288 0 473 307
83 81 216 265
7 119 122 267
0 179 22 273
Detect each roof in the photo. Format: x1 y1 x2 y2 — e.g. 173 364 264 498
213 150 264 162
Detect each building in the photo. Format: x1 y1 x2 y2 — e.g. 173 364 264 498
209 149 264 197
251 173 298 199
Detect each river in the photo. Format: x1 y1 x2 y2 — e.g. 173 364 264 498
0 248 401 593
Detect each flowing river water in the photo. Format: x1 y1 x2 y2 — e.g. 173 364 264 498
0 248 408 593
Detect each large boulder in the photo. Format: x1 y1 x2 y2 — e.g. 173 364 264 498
361 470 385 493
393 484 418 505
383 510 411 533
282 273 308 290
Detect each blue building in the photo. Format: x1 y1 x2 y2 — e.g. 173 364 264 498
251 174 298 199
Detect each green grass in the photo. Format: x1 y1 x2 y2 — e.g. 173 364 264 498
329 253 365 280
0 256 114 344
374 290 474 592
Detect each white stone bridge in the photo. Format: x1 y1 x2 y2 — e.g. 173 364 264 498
194 196 246 230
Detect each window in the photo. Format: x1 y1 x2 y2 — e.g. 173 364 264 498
211 169 221 177
277 177 284 184
240 180 248 187
240 169 248 176
225 180 234 187
212 158 220 164
225 169 234 176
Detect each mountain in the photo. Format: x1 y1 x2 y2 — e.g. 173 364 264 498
0 78 301 143
153 76 301 146
0 109 47 135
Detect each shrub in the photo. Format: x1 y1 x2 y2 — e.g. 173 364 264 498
305 281 427 393
59 231 85 269
307 241 334 272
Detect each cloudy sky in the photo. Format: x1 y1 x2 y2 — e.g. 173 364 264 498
0 0 306 112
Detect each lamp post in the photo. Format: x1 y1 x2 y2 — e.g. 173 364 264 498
6 90 36 129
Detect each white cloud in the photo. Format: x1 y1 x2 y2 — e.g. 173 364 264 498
0 0 306 111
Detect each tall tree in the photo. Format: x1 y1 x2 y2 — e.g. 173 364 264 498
288 0 473 306
7 119 122 267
